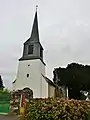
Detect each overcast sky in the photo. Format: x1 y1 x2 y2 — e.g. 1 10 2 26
0 0 90 89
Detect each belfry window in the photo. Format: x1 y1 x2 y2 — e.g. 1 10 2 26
40 47 43 58
28 45 34 54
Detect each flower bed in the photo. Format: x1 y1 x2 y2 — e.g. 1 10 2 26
25 98 90 120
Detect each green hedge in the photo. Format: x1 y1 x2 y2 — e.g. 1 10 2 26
0 90 10 103
25 98 90 120
0 103 10 113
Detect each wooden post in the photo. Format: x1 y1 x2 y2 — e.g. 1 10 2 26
20 92 26 115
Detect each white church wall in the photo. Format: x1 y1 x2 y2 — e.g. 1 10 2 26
13 59 47 98
48 84 55 98
40 61 48 98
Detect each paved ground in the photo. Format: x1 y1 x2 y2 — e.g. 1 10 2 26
0 115 18 120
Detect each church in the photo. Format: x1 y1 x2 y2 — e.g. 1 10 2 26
12 7 66 98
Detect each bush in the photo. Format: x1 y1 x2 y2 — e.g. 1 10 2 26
25 98 90 120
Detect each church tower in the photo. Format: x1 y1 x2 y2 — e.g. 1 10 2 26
13 7 48 98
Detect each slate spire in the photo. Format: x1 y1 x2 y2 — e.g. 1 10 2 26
19 5 46 66
30 5 39 41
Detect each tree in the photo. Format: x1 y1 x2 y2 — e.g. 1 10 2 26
53 63 90 100
0 75 4 90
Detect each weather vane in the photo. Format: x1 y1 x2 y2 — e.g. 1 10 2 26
36 5 38 11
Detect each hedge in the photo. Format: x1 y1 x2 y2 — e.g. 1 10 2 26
0 89 10 103
25 98 90 120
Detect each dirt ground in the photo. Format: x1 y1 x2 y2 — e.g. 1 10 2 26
0 115 18 120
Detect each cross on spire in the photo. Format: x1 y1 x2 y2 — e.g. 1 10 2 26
36 5 38 11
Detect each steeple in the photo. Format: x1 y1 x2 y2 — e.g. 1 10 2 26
19 6 45 65
24 5 39 44
30 6 39 42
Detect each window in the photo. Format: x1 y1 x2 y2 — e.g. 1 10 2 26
40 47 43 58
27 74 29 78
28 45 33 54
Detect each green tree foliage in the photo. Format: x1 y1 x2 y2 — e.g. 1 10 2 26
53 63 90 100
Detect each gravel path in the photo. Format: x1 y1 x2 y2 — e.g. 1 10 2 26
0 115 18 120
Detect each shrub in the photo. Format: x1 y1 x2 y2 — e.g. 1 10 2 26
25 98 90 120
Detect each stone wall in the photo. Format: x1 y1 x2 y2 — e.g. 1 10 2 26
10 88 33 114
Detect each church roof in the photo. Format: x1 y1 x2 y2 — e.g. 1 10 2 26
19 56 46 65
24 9 39 44
42 74 57 87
